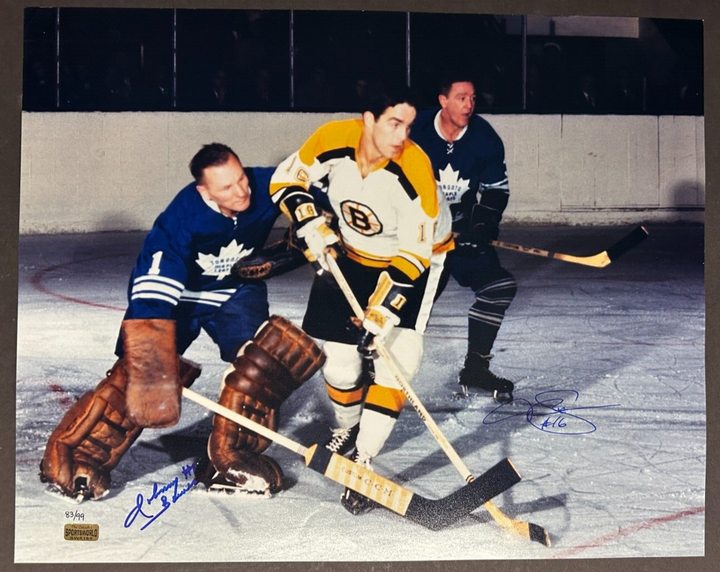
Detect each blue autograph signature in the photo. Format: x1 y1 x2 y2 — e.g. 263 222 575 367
124 462 198 531
482 390 620 435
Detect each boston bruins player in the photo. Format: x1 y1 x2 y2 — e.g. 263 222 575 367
412 74 517 402
39 143 325 500
270 85 448 514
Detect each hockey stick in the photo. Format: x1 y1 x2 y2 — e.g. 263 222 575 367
181 387 520 530
325 254 551 546
490 225 648 267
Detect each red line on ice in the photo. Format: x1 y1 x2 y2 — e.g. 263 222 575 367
30 261 125 312
552 505 705 558
48 382 75 407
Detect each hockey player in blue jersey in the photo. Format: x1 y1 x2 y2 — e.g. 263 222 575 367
117 144 278 362
39 143 325 501
412 74 517 401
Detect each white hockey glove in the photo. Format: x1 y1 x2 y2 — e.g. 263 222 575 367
295 216 341 273
359 271 412 351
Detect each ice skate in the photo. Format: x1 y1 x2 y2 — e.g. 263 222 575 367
340 451 377 515
323 423 360 457
195 454 273 496
457 352 514 403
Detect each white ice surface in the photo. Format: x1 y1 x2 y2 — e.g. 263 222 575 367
14 226 705 562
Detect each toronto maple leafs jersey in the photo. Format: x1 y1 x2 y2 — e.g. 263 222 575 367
270 118 440 283
411 109 510 233
125 166 279 320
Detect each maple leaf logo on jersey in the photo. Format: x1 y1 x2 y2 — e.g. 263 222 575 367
437 164 470 204
196 240 253 280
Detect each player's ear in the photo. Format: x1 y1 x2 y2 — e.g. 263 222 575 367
196 183 211 202
438 94 448 108
362 110 375 129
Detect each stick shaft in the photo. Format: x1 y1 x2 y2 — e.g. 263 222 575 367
181 387 307 455
182 387 522 529
491 240 610 267
490 226 647 268
325 253 553 545
325 255 474 481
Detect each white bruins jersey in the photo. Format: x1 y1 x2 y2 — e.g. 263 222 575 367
271 119 449 282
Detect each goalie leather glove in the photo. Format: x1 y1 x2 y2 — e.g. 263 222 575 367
231 231 308 280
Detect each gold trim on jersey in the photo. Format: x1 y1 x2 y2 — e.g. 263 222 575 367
391 257 421 281
398 249 429 272
271 118 439 283
433 232 456 255
344 243 392 268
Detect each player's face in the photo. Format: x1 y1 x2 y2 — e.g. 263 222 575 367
439 82 476 129
197 155 251 217
365 102 417 160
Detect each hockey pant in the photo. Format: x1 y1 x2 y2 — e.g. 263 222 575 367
323 327 423 458
443 250 517 357
117 281 269 364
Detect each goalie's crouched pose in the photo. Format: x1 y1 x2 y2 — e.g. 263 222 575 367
39 143 324 501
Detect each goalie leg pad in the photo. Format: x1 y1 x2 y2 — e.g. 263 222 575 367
208 316 325 493
40 357 201 501
40 361 139 500
254 315 326 382
123 318 181 428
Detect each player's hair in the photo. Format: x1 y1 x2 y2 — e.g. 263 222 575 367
438 71 477 97
189 143 241 183
361 83 418 119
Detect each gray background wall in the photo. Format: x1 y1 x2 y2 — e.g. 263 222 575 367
20 112 704 234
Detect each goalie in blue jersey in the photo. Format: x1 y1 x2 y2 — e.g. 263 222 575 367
39 143 325 501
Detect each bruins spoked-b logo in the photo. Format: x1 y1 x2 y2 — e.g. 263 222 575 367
340 200 383 236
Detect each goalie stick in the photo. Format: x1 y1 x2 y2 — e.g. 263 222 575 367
182 387 521 531
490 225 648 267
325 254 551 546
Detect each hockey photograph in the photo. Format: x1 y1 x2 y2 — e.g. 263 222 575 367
12 1 706 565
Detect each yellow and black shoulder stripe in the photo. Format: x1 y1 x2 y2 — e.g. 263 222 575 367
388 141 439 218
298 119 363 167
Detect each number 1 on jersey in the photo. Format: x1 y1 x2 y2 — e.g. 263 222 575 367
418 223 427 243
149 251 163 275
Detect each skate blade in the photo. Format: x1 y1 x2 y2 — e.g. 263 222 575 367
42 484 88 504
341 492 377 515
204 483 272 497
452 387 514 404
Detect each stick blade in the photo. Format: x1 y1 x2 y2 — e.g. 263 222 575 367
405 458 521 531
484 500 551 546
529 522 552 547
605 225 649 263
